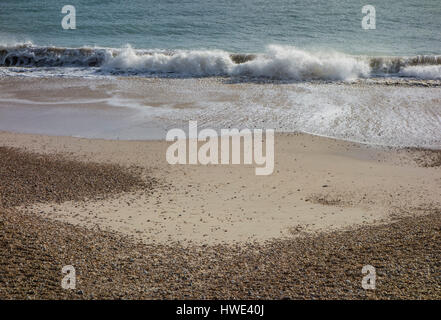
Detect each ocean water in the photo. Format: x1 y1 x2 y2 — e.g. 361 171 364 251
0 1 440 147
0 0 441 80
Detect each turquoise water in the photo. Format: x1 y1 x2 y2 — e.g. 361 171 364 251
1 0 440 55
0 1 441 80
0 1 440 145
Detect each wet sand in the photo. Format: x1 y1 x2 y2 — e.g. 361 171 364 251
1 77 441 147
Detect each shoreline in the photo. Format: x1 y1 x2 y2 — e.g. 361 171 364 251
2 0 441 301
1 77 441 147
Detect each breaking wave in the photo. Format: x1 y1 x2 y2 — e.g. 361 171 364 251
1 43 441 80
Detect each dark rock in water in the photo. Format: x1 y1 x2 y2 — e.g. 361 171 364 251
230 54 256 64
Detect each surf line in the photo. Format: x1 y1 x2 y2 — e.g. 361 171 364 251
166 121 274 175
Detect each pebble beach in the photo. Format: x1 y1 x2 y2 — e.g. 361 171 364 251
1 134 440 299
1 0 441 302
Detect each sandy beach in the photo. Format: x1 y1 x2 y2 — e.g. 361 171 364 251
2 0 441 304
1 130 440 299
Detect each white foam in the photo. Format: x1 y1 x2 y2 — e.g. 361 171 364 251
102 45 370 80
1 77 440 147
103 45 234 76
2 43 441 80
400 65 441 79
0 38 33 48
233 45 370 80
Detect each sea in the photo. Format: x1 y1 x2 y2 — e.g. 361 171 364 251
0 0 440 146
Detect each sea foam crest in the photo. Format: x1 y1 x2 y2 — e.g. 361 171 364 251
103 45 370 80
399 65 441 80
103 45 234 76
1 43 441 80
231 45 370 80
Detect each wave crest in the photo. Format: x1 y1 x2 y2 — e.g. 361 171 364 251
1 43 441 80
